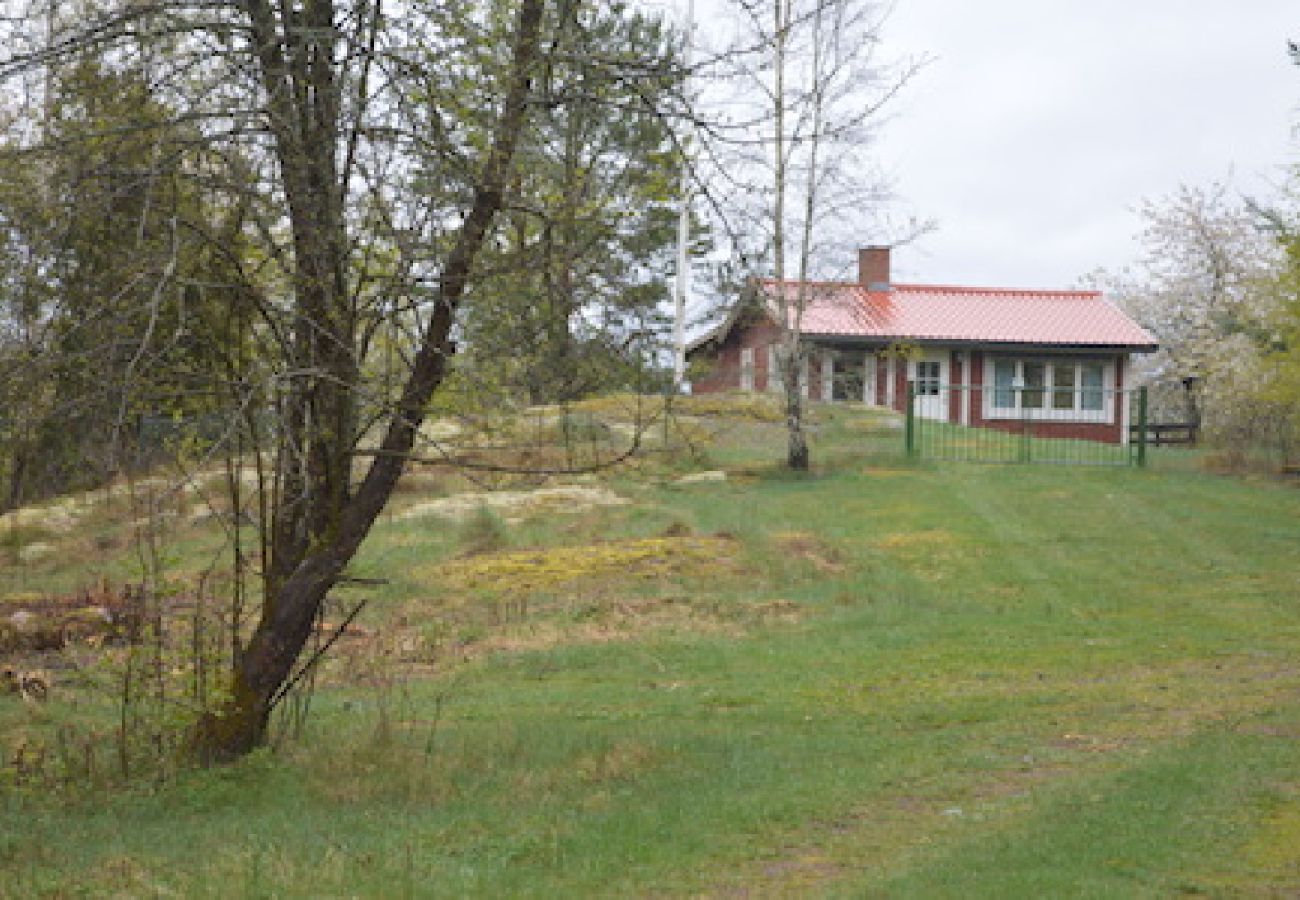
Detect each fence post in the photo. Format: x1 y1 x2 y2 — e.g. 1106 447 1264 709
1136 386 1148 468
905 381 916 459
1019 395 1031 464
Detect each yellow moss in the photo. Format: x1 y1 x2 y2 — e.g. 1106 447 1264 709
872 531 984 583
0 592 46 605
425 535 735 598
876 530 960 551
1239 790 1300 875
844 414 905 433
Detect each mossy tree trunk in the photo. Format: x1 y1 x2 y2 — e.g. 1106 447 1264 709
194 0 546 761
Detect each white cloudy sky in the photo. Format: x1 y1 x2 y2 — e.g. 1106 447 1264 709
677 0 1299 291
871 0 1299 289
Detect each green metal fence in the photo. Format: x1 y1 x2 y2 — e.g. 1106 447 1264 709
905 383 1149 467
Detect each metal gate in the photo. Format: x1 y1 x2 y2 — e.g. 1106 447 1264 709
905 383 1149 467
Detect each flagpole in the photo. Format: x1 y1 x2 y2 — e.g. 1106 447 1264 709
671 0 695 390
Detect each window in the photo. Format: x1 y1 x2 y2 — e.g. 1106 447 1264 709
916 360 941 396
986 358 1111 420
993 359 1016 409
740 347 755 391
1022 362 1045 409
832 353 867 402
1052 364 1076 410
1081 363 1105 411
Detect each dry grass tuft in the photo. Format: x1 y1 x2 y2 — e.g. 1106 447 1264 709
398 484 629 524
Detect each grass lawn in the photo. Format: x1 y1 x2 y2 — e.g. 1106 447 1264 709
3 398 1300 896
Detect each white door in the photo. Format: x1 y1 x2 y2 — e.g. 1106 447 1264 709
910 352 948 421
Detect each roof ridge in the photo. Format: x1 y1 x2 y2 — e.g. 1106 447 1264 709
896 283 1101 298
757 278 1101 297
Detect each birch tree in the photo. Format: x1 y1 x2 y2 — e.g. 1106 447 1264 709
719 0 918 470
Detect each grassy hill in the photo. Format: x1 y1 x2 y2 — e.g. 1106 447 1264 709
3 396 1300 896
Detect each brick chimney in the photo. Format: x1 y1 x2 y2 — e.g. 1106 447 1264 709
858 246 891 291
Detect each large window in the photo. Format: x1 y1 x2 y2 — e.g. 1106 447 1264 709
986 358 1112 421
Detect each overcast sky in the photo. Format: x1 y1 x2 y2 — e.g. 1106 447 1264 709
669 0 1300 294
869 0 1299 289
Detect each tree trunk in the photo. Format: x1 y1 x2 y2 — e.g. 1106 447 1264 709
770 0 809 472
783 340 809 471
4 446 27 512
194 0 546 762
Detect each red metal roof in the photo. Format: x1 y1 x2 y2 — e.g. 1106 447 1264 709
762 280 1157 349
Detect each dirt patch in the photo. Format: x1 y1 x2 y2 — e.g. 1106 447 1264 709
464 595 802 658
324 590 787 676
750 599 803 621
573 740 665 785
1 583 146 654
772 531 845 574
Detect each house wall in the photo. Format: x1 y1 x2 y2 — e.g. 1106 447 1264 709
949 351 964 422
694 328 1133 445
691 319 834 400
691 319 782 394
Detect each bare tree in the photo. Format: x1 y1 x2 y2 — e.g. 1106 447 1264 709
706 0 921 469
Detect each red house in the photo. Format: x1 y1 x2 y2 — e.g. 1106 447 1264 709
687 247 1158 444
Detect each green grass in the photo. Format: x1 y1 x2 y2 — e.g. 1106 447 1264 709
3 399 1300 896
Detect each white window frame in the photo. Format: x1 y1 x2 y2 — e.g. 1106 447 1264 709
740 347 755 391
983 356 1113 423
767 345 781 393
914 360 942 396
